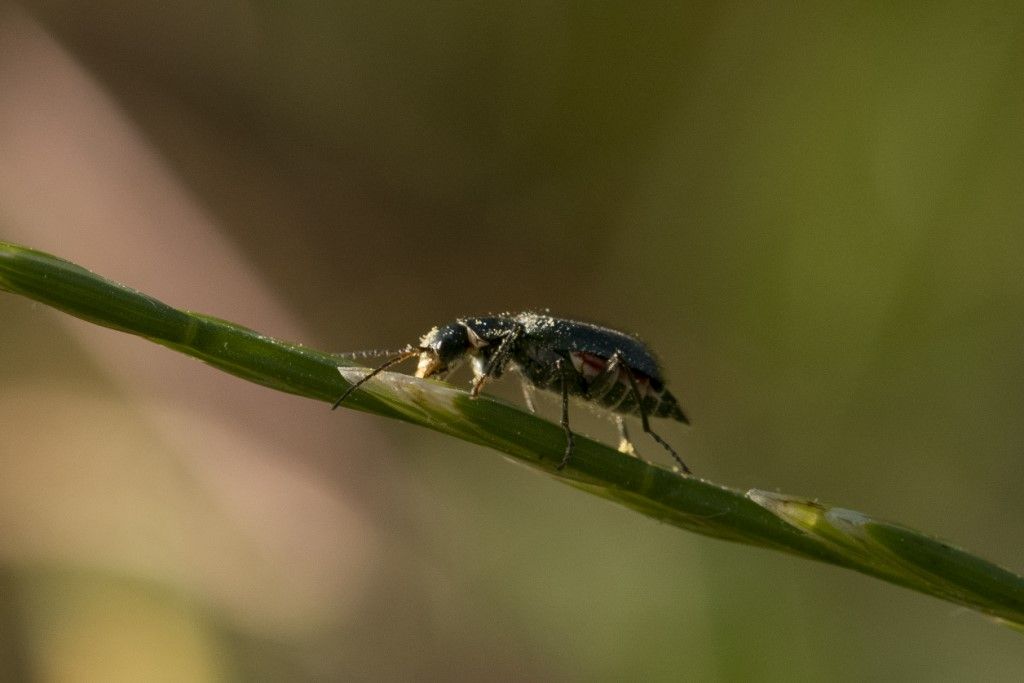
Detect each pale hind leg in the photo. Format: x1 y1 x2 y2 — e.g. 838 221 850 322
589 354 639 457
555 357 575 470
618 361 691 475
615 415 638 456
593 352 691 475
520 379 537 413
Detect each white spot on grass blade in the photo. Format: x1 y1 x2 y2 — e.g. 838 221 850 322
825 507 871 530
337 366 461 412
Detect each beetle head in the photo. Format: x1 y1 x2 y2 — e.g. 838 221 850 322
415 322 489 378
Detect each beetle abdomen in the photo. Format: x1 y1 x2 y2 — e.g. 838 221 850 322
581 361 687 423
553 350 688 424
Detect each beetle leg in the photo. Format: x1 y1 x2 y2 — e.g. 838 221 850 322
520 379 537 413
471 324 522 397
619 359 691 475
555 357 575 470
603 354 640 455
583 353 619 400
615 415 638 456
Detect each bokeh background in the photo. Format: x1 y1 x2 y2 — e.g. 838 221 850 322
1 2 1023 680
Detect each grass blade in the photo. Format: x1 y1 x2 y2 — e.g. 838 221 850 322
2 240 1022 626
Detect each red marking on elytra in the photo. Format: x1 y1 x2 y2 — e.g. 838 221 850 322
570 351 656 399
570 351 605 380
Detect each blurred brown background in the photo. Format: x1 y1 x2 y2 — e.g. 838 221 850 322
1 2 1023 680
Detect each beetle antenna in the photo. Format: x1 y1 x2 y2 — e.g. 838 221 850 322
332 347 419 409
334 347 412 360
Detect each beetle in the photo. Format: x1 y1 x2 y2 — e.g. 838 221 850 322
333 312 691 474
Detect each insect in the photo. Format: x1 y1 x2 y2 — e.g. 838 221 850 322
333 312 691 474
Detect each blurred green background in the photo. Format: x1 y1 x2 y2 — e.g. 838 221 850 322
1 2 1023 680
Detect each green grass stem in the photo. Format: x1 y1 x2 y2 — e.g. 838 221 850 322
2 240 1022 627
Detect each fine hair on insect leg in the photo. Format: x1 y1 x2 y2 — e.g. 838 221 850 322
332 348 419 409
